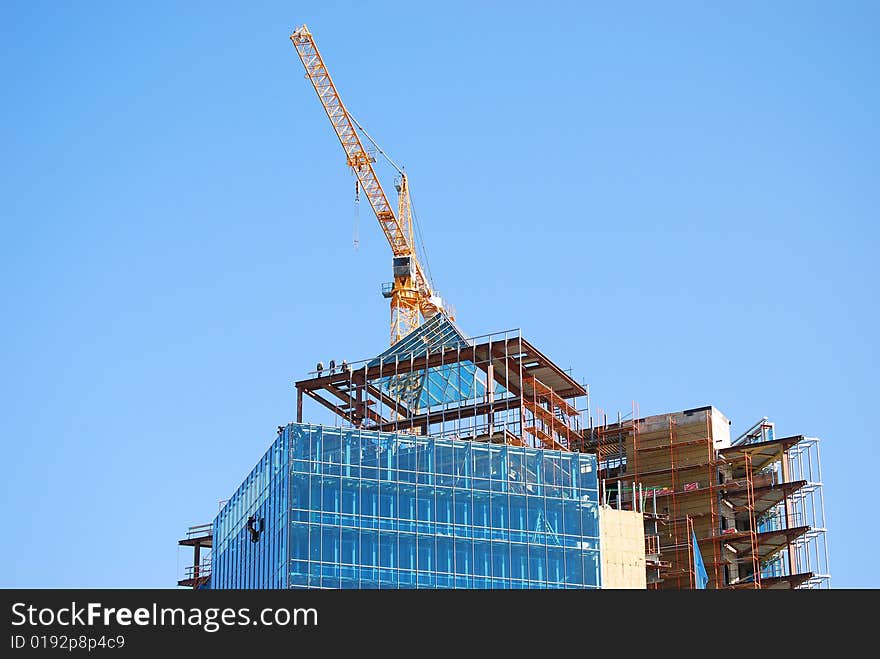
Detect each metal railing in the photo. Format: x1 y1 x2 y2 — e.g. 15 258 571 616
184 557 212 580
732 417 775 446
185 523 213 539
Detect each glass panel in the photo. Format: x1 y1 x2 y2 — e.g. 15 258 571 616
509 495 527 543
379 531 397 568
473 540 491 577
490 492 509 541
415 487 433 535
510 543 528 582
399 534 416 572
322 477 341 512
543 454 561 498
473 493 490 539
580 501 599 539
309 524 321 563
508 449 525 495
322 527 339 563
452 444 471 488
417 536 434 572
435 487 453 536
545 500 563 545
473 445 490 479
562 500 580 537
340 477 358 516
322 428 342 474
564 548 584 585
454 489 472 528
529 544 546 584
289 522 309 561
341 528 358 566
437 536 454 575
454 537 473 585
492 543 510 581
435 442 455 486
547 546 564 585
472 478 491 492
417 440 434 481
527 496 544 542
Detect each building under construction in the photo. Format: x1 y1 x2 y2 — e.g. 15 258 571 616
584 405 830 588
178 25 830 589
179 314 830 589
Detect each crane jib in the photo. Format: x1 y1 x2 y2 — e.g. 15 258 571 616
290 25 451 343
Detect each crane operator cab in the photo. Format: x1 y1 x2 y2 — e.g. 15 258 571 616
392 256 415 280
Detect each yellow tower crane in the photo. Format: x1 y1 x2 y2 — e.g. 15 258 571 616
290 24 453 345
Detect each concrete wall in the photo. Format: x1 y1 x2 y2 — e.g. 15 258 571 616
599 507 647 589
635 405 730 448
710 407 732 449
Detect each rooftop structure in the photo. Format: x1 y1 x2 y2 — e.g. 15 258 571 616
295 314 586 450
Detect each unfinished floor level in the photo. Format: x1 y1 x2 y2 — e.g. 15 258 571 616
585 408 830 588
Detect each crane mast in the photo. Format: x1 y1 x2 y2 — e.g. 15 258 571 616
290 24 450 345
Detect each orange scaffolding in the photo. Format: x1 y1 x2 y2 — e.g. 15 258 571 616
586 407 765 589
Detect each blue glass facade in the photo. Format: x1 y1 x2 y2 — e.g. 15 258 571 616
211 432 288 589
212 423 601 589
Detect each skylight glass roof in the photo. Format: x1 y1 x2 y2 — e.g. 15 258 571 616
367 314 507 413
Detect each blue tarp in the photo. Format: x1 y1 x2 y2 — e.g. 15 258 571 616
693 530 709 589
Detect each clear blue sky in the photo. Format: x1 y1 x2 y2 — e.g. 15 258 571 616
1 1 876 588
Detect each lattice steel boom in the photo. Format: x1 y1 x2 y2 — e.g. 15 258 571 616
290 24 451 344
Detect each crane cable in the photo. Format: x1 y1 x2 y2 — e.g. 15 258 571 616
407 183 435 291
353 179 360 251
349 112 436 291
349 112 404 175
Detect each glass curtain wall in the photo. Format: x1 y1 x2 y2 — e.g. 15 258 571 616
211 431 289 588
211 423 601 589
288 424 601 589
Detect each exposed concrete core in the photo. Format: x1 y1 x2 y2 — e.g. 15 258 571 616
599 506 647 589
